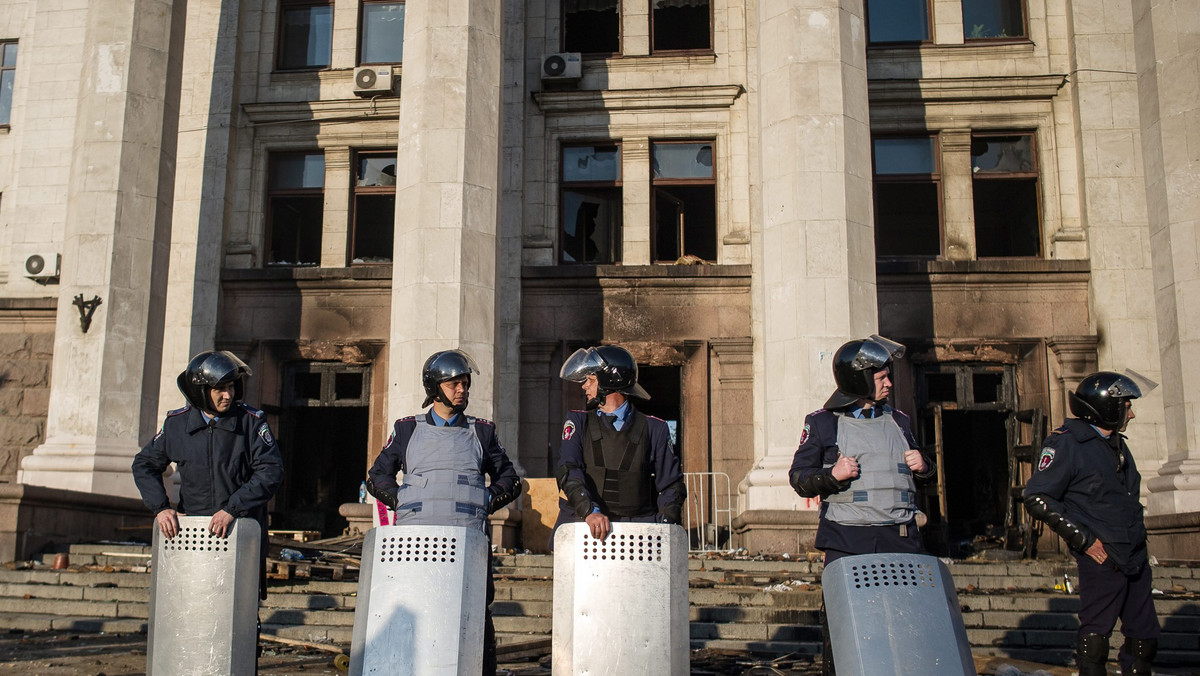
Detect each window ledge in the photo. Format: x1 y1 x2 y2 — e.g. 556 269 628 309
869 40 1035 59
877 258 1089 277
533 84 744 114
224 265 393 282
868 73 1067 103
523 264 751 279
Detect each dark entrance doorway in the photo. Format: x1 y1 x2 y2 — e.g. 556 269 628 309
636 365 682 464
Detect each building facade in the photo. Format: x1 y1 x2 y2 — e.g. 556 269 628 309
0 0 1196 558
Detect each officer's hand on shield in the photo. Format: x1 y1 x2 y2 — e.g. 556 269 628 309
831 454 860 481
903 449 927 473
585 511 611 541
155 508 180 539
208 509 235 538
1085 538 1108 564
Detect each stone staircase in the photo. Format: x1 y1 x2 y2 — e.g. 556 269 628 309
2 544 1199 669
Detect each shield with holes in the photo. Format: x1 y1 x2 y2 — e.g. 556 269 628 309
552 522 689 675
349 525 488 676
147 516 261 676
822 553 974 676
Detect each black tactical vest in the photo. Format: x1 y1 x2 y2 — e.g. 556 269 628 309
583 410 656 518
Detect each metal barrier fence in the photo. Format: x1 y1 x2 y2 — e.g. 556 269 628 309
683 471 736 552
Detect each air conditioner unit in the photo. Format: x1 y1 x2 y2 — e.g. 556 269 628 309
540 52 581 81
354 66 394 96
23 252 60 281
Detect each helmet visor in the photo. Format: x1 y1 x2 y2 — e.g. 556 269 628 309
1112 369 1158 399
850 335 906 371
559 347 605 382
427 350 480 381
189 351 252 386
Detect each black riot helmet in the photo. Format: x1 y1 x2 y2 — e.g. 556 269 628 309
421 349 479 411
560 345 651 410
824 335 906 410
176 350 253 413
1069 370 1157 431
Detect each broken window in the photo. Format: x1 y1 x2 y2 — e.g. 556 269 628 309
561 144 621 264
652 140 716 263
972 133 1040 257
267 152 324 266
963 0 1026 40
0 42 16 125
652 0 711 52
873 136 941 257
867 0 930 44
352 150 397 264
563 0 620 54
360 1 405 65
277 1 333 70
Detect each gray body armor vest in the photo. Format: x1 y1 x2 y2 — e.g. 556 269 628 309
393 416 489 532
823 410 917 526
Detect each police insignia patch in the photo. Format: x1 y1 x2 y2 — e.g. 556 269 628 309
562 420 576 441
799 423 810 445
259 426 275 446
1037 447 1055 471
153 427 163 442
384 432 394 448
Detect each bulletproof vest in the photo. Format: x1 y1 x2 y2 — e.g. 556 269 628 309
823 410 918 526
392 416 489 531
583 411 656 518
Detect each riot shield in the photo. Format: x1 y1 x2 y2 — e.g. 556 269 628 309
552 522 689 675
822 552 974 676
349 525 489 676
147 515 260 676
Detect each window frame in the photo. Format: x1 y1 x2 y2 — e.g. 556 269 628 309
961 0 1029 43
871 134 944 259
559 141 623 265
650 139 717 264
275 0 335 71
350 148 398 265
0 41 16 127
865 0 933 47
358 0 406 66
265 150 326 267
649 0 714 55
970 131 1042 258
561 0 622 56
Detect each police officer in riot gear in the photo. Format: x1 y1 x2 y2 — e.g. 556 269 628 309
1024 371 1161 676
366 349 521 675
132 350 285 599
553 345 686 542
788 335 935 676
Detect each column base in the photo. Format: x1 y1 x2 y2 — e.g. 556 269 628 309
0 483 147 561
17 436 141 499
1146 511 1200 561
732 509 818 555
1147 458 1200 515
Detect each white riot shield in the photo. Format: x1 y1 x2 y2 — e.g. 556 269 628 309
147 516 260 676
552 522 689 676
349 525 488 676
822 553 974 676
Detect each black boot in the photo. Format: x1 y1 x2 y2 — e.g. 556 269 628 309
483 608 497 676
820 603 835 676
1121 636 1157 675
1077 633 1110 676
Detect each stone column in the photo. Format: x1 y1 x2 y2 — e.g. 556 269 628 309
622 138 652 265
1135 0 1200 517
156 0 242 417
736 0 878 553
386 1 503 422
18 0 178 498
940 130 975 260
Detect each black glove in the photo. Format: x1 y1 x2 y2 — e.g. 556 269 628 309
365 476 399 511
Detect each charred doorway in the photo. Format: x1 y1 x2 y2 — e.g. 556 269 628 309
916 363 1015 556
637 366 683 463
275 363 370 537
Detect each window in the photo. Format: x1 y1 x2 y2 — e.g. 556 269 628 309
652 0 711 52
278 1 333 70
971 133 1039 257
352 151 397 263
286 362 370 406
873 137 941 257
652 141 715 263
867 0 930 44
963 0 1026 40
561 144 621 264
563 0 619 54
361 2 405 65
267 152 324 266
0 42 15 125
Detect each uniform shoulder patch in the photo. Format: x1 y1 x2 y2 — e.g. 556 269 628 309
798 423 811 445
562 420 576 441
1052 425 1068 434
1037 447 1056 471
239 403 265 418
473 417 495 427
167 405 190 417
809 409 826 417
259 425 275 446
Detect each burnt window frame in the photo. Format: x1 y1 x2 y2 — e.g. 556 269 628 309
871 135 943 259
358 0 406 66
971 131 1042 258
962 0 1029 42
650 0 714 55
265 150 325 267
275 0 334 71
350 149 398 265
562 0 622 56
0 41 16 126
650 139 717 264
559 142 623 265
865 0 933 46
285 362 371 407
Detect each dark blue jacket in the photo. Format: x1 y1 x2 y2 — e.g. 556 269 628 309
1023 418 1148 573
